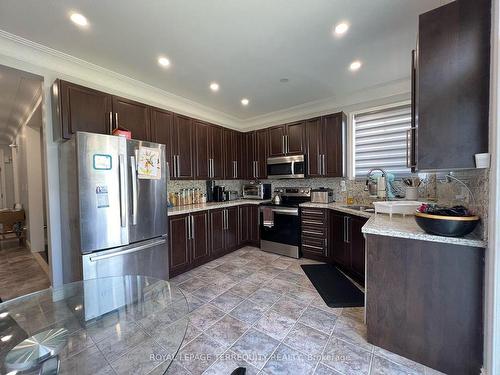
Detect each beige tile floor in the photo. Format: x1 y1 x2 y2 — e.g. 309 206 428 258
0 241 51 301
167 246 445 375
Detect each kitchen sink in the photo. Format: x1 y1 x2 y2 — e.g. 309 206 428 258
341 205 375 212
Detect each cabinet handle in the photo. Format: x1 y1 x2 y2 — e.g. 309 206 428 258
303 244 324 250
322 154 326 175
114 113 119 130
286 135 289 153
302 230 323 236
346 217 351 244
282 135 285 154
177 155 181 178
302 220 323 225
191 215 195 240
187 216 191 240
343 216 347 243
235 161 238 178
109 112 113 134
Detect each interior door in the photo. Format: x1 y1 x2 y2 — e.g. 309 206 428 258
127 139 167 244
112 96 151 141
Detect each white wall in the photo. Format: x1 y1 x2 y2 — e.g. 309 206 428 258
12 103 45 253
0 146 15 208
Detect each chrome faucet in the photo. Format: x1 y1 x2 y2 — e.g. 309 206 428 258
365 168 389 200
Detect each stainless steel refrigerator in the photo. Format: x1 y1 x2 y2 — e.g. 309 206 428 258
59 132 168 283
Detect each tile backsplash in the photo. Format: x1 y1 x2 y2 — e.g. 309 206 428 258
167 168 489 240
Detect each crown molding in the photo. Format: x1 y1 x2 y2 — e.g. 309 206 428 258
0 29 410 131
239 78 411 130
0 30 242 128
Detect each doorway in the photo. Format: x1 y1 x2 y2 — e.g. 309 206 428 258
0 64 50 301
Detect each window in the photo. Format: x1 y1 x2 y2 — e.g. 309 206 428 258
352 103 412 178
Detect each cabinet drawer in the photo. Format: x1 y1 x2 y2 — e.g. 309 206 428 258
301 209 327 220
301 227 326 238
302 235 326 248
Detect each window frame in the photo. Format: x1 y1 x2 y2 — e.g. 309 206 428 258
348 100 412 180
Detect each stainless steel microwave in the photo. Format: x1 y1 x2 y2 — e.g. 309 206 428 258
266 155 305 179
242 183 272 200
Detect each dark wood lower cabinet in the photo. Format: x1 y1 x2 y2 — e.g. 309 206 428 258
169 204 260 278
168 214 190 277
300 208 329 261
366 234 484 375
329 210 368 285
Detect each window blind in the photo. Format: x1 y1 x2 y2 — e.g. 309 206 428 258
353 104 412 177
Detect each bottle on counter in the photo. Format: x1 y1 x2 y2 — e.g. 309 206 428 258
201 193 207 203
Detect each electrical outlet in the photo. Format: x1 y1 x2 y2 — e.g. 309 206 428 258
340 180 347 192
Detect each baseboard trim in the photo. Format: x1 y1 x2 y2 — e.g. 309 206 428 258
33 252 50 277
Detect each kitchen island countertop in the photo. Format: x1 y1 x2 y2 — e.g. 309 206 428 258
362 213 486 248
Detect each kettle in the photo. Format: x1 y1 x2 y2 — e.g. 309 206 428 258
272 193 281 205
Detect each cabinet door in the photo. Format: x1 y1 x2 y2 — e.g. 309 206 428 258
235 132 244 179
168 214 190 277
349 216 367 284
239 205 250 245
255 129 268 178
268 125 286 157
249 205 260 245
210 125 224 179
225 207 239 252
210 209 225 258
322 113 345 177
151 108 174 179
173 114 194 179
194 121 210 180
223 129 235 179
244 132 256 179
330 212 349 267
112 96 150 141
286 121 305 155
58 80 113 139
190 211 211 267
305 117 322 177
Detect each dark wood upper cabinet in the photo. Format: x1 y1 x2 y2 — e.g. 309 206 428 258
268 122 304 157
305 113 345 177
111 96 151 141
151 108 174 178
52 80 113 140
322 113 346 177
414 0 490 170
172 114 194 179
286 121 305 155
255 129 268 178
194 121 210 180
168 214 190 277
210 125 224 179
223 129 241 180
305 117 322 177
268 125 287 157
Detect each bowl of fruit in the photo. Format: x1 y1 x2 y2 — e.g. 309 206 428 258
415 204 479 237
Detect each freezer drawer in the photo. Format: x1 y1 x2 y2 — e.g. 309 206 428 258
82 237 169 281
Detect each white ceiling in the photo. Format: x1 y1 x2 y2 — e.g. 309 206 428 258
0 65 42 145
0 0 447 121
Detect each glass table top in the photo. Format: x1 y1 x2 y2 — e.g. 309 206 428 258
0 275 189 375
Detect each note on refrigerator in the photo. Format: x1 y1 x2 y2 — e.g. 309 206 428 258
137 146 161 179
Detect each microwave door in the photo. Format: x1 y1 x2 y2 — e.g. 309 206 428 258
77 133 129 253
127 139 167 243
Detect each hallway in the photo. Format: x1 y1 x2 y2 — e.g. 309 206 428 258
0 241 50 301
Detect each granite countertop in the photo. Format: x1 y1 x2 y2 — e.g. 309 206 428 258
299 202 374 218
362 213 486 248
168 199 270 216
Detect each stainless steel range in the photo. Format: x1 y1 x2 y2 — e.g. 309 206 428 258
259 187 311 258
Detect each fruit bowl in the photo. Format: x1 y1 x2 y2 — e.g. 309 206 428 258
414 212 479 237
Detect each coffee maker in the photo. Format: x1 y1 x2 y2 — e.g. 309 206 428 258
213 186 226 202
206 180 216 202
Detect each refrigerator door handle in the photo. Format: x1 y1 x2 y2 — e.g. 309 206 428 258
88 238 167 262
118 154 127 228
130 155 138 226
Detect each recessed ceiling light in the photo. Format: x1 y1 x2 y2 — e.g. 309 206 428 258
0 312 8 318
1 335 12 342
70 12 88 27
334 22 349 36
280 78 289 83
158 57 170 68
210 82 219 92
349 60 362 71
241 98 249 106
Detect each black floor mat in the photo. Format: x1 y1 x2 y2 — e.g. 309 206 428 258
301 264 364 308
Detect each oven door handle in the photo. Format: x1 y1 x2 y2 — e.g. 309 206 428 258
260 207 298 216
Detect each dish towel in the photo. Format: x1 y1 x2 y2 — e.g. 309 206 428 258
262 207 274 228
